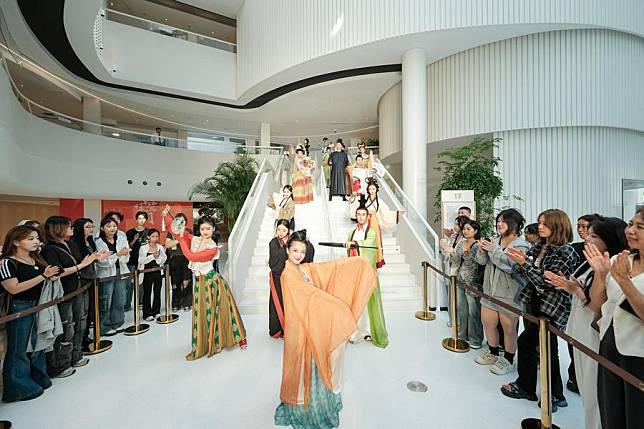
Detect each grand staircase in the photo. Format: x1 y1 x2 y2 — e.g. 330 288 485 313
237 184 421 314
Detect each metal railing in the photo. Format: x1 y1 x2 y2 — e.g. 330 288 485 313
104 8 237 53
0 57 283 155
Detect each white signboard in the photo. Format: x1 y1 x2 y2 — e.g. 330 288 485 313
440 190 476 236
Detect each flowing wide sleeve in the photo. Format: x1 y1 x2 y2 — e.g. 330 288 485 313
279 257 376 405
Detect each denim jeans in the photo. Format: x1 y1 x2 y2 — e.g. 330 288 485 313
2 300 52 402
456 285 483 346
71 291 88 363
99 277 128 332
45 301 73 376
124 264 142 311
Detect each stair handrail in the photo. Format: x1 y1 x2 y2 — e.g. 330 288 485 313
226 158 278 298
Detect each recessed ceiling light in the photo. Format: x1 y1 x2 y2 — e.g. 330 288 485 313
112 132 120 137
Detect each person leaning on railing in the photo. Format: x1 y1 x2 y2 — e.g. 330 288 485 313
0 225 60 402
545 216 628 429
586 206 644 429
502 209 579 412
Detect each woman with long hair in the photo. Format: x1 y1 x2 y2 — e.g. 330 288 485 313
362 178 402 269
474 209 530 374
586 207 644 429
268 185 296 231
1 226 60 402
441 219 484 348
268 219 291 338
71 218 100 346
41 216 98 377
502 209 579 412
94 217 131 336
292 147 314 204
137 229 167 321
163 205 247 359
546 216 628 429
274 230 376 428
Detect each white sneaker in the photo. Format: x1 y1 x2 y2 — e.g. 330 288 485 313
490 356 515 375
474 350 499 365
54 367 76 378
145 316 155 322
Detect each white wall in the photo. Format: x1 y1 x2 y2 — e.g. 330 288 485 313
0 66 236 200
377 82 401 160
237 0 644 97
100 21 236 100
495 127 644 223
427 29 644 142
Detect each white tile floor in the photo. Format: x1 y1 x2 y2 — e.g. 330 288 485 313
1 310 584 429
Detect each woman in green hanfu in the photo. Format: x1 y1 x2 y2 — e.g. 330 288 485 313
344 205 389 348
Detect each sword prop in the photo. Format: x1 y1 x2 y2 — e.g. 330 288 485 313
318 242 400 253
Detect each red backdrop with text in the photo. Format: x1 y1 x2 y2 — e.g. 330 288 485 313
101 200 194 242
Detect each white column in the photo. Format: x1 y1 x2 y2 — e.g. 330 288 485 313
82 96 102 135
260 122 271 154
401 48 427 219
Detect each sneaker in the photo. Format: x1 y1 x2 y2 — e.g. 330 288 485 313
490 356 515 375
469 343 482 350
155 314 161 319
538 397 567 413
145 316 154 322
104 329 118 337
474 350 499 365
54 367 76 378
72 358 89 368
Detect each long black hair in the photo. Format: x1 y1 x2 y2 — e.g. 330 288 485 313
283 185 293 201
579 216 628 304
98 217 118 242
72 218 97 256
496 208 525 237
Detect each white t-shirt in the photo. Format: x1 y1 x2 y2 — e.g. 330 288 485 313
599 254 644 357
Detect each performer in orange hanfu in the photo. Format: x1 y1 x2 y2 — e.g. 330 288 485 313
274 230 376 429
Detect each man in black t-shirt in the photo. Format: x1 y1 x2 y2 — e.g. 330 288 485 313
125 211 149 311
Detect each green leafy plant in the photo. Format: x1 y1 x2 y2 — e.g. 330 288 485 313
189 154 259 233
433 137 504 236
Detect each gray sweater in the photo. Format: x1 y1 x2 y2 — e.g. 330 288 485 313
475 236 530 303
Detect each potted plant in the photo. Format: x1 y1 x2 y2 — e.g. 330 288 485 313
189 154 259 235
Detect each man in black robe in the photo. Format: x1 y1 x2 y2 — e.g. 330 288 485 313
327 139 349 201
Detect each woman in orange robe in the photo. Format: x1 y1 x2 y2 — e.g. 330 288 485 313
274 231 376 428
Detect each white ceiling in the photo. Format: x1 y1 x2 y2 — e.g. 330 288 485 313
181 0 243 19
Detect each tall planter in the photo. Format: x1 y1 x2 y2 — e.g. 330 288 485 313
433 137 504 237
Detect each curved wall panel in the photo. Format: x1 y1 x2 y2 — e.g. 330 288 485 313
377 82 401 160
428 29 644 142
495 126 644 222
0 66 235 200
237 0 644 97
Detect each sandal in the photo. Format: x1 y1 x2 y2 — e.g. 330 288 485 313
500 382 538 401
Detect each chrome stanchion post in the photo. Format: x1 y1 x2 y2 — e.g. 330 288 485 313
124 271 150 336
522 318 560 429
83 278 112 355
441 275 469 352
415 261 436 321
157 266 179 324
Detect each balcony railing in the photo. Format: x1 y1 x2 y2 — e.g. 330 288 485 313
104 8 237 53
